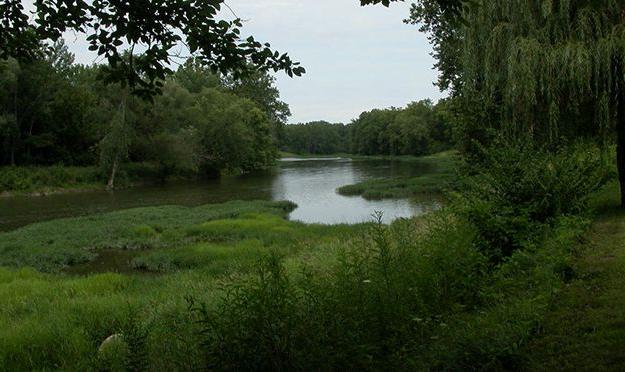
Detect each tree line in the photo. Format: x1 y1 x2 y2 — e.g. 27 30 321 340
0 41 290 187
281 99 455 156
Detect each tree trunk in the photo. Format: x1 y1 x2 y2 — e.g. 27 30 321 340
106 92 128 190
107 156 119 190
617 123 625 208
617 84 625 208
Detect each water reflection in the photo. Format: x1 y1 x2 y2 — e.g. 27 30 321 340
0 158 440 230
273 159 436 224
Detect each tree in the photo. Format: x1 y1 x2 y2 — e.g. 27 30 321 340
281 122 349 155
1 0 305 99
224 70 291 142
411 1 625 206
189 88 276 176
0 58 20 165
173 59 222 94
100 90 133 189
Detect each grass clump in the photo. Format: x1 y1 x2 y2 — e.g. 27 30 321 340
0 200 297 272
131 240 268 274
0 165 103 194
337 151 460 200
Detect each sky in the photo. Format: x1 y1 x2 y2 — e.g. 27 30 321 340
24 0 444 124
225 0 444 123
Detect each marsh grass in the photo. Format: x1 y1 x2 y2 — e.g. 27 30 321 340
0 200 297 272
0 147 616 370
0 198 370 370
337 151 460 200
0 165 103 194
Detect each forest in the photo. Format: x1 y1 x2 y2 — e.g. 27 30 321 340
2 0 625 370
0 42 289 191
281 99 454 156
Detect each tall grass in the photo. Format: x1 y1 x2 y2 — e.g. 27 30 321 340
0 165 103 194
0 143 617 370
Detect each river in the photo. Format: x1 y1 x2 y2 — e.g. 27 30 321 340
0 157 441 231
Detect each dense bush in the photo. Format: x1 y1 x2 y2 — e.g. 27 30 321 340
455 142 611 262
0 165 103 193
190 213 488 370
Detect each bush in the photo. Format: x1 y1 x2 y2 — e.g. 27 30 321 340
455 142 610 262
0 166 103 193
190 213 488 370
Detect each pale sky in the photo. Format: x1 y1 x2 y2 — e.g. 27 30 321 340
25 0 444 124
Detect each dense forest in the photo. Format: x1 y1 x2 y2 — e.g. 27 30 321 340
0 41 289 187
281 99 455 156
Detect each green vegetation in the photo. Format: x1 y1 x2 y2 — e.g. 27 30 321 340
280 100 455 158
338 151 459 199
0 143 616 370
0 49 290 191
0 165 101 195
0 200 300 273
408 0 625 204
349 99 455 156
0 200 373 370
281 121 350 155
524 182 625 370
4 0 625 370
2 0 304 99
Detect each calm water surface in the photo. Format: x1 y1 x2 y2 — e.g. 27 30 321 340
0 158 441 231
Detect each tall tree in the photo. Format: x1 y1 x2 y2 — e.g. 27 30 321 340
410 0 625 206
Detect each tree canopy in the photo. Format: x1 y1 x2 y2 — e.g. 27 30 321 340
1 0 305 98
408 0 625 203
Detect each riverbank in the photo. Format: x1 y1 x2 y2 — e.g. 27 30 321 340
523 181 625 370
2 152 456 198
0 165 103 196
0 163 174 197
337 151 459 199
0 183 612 370
0 199 373 370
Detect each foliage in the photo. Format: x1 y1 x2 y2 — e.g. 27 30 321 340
349 99 455 156
1 0 304 98
337 151 459 199
0 165 103 194
191 89 277 175
455 142 611 262
191 213 488 370
281 121 349 155
409 0 625 204
0 46 288 185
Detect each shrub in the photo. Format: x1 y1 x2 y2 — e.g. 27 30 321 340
455 142 610 262
190 213 488 370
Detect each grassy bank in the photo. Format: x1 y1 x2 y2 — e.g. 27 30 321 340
0 192 601 369
523 182 625 370
0 165 103 195
0 199 372 370
0 145 616 370
0 163 175 196
337 151 460 199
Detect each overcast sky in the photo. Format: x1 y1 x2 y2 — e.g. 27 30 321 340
226 0 444 123
27 0 444 124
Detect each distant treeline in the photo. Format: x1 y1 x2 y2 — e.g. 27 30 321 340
281 99 455 156
0 40 290 186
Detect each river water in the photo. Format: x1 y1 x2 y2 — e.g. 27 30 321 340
0 158 441 231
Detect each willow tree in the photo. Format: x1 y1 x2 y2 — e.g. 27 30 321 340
411 0 625 206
